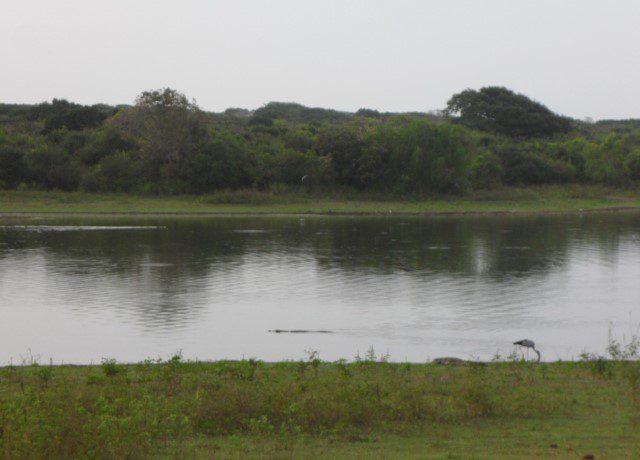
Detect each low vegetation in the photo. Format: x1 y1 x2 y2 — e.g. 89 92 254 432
1 344 639 458
1 185 639 215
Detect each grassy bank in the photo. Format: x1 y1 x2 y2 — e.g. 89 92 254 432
0 185 639 215
1 357 639 458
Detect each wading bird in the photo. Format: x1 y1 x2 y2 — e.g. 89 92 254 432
513 339 541 362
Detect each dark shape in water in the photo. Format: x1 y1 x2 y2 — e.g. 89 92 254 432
432 357 487 366
432 357 467 365
269 329 333 334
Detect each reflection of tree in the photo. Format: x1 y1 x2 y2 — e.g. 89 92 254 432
306 214 640 279
0 218 254 330
0 213 639 328
307 216 567 278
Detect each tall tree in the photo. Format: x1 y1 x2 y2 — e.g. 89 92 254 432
112 88 209 167
446 87 572 138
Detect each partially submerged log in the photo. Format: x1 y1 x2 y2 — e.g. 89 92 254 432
432 357 488 366
269 329 333 334
432 357 469 365
432 356 467 366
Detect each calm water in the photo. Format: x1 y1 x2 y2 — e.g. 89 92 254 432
0 213 639 364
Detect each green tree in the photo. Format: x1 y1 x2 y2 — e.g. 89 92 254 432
78 127 137 166
315 123 376 188
82 151 141 192
25 146 80 190
178 131 255 193
548 137 590 181
0 144 27 189
112 89 209 176
584 133 639 184
34 99 114 133
494 143 575 185
378 120 474 193
446 87 572 138
625 148 640 181
470 152 503 189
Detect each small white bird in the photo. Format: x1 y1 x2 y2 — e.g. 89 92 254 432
513 339 541 362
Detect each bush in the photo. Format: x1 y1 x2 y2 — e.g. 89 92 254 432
78 127 137 166
584 133 639 185
375 120 475 193
470 152 503 189
496 145 575 185
625 148 640 181
177 133 254 193
0 145 27 189
275 149 333 187
25 146 80 191
548 138 590 181
81 151 141 192
315 123 374 188
39 99 114 132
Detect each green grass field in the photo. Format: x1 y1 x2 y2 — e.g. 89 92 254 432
1 357 638 458
0 185 639 215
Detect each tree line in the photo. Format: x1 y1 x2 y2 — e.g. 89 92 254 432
1 87 639 194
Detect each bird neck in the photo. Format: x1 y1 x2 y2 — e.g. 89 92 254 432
533 348 541 363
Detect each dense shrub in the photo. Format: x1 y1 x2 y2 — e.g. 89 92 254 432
0 145 27 189
78 127 138 166
25 146 80 191
496 144 575 185
315 123 375 188
470 152 503 189
177 133 255 193
379 121 475 193
584 134 633 185
82 152 141 192
625 148 640 181
33 99 114 132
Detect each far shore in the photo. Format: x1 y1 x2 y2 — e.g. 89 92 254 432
0 186 639 216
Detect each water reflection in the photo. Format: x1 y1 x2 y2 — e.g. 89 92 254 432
0 213 639 363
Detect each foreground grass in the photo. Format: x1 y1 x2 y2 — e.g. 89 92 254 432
0 358 638 458
0 185 639 215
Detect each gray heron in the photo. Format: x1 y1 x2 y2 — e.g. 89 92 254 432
513 339 541 362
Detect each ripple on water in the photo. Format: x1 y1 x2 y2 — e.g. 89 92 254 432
0 226 165 231
232 229 269 234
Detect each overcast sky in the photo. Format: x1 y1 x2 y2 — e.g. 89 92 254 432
2 0 639 120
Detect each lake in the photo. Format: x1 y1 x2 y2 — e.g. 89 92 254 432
0 212 638 364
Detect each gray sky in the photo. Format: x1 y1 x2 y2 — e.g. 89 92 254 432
2 0 639 120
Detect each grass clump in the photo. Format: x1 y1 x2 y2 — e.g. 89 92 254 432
101 358 126 377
